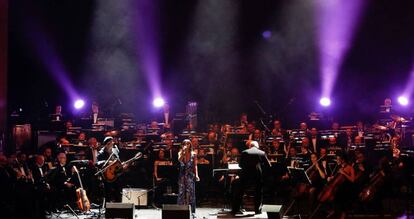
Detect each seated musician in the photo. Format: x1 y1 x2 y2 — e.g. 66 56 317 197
356 121 365 137
354 135 363 146
327 137 341 155
309 128 321 154
299 138 311 162
225 147 240 164
150 120 159 130
164 137 179 163
0 155 14 217
329 153 355 219
49 152 76 209
43 147 54 169
286 146 299 167
307 153 327 204
270 139 285 155
154 149 173 182
75 132 87 146
12 152 32 182
353 151 372 195
249 129 262 142
30 155 51 216
88 137 99 164
299 122 311 135
236 112 248 127
191 136 200 154
197 149 210 165
271 120 285 136
299 144 311 165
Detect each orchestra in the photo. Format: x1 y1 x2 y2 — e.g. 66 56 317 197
1 101 414 218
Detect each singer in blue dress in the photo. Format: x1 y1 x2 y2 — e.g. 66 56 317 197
177 139 200 213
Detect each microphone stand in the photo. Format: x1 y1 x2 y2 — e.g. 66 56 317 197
254 101 272 134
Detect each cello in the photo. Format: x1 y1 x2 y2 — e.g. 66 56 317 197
73 166 90 212
317 163 348 203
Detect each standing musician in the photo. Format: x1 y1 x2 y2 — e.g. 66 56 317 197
96 136 124 202
177 139 200 214
231 140 271 215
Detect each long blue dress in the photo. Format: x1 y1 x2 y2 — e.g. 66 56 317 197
177 152 196 212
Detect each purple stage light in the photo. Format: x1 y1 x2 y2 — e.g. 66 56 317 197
262 30 272 39
398 96 409 106
317 0 366 99
320 97 331 107
153 97 165 108
74 99 85 109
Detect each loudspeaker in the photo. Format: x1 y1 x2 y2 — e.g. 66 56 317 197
105 202 134 219
262 204 282 219
162 204 191 219
122 188 147 206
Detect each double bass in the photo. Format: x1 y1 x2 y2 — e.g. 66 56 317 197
73 166 90 212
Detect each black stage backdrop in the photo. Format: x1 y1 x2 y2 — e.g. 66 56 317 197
8 0 414 127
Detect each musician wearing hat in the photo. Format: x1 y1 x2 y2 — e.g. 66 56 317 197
96 136 122 202
97 136 120 165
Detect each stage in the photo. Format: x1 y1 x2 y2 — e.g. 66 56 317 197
46 207 271 219
44 205 413 219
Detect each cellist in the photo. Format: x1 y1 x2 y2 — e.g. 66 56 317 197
329 153 355 219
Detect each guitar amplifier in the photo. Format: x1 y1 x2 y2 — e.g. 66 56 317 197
121 188 147 206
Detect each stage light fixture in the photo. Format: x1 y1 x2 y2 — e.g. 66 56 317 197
74 99 85 109
398 96 409 106
153 97 165 108
320 97 331 107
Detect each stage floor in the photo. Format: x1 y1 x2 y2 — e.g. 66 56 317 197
47 207 271 219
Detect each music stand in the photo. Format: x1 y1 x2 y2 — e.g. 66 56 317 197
283 167 311 218
287 167 311 185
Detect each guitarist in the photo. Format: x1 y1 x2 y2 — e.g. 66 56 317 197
96 136 124 202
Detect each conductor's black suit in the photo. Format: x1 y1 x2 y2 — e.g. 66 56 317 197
232 145 271 214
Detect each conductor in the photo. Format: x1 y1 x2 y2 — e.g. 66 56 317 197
231 140 271 215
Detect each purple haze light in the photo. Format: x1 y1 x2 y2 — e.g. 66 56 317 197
398 96 409 106
262 30 272 39
317 0 366 98
320 97 331 107
135 0 163 101
74 99 85 109
27 21 79 101
153 97 165 108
